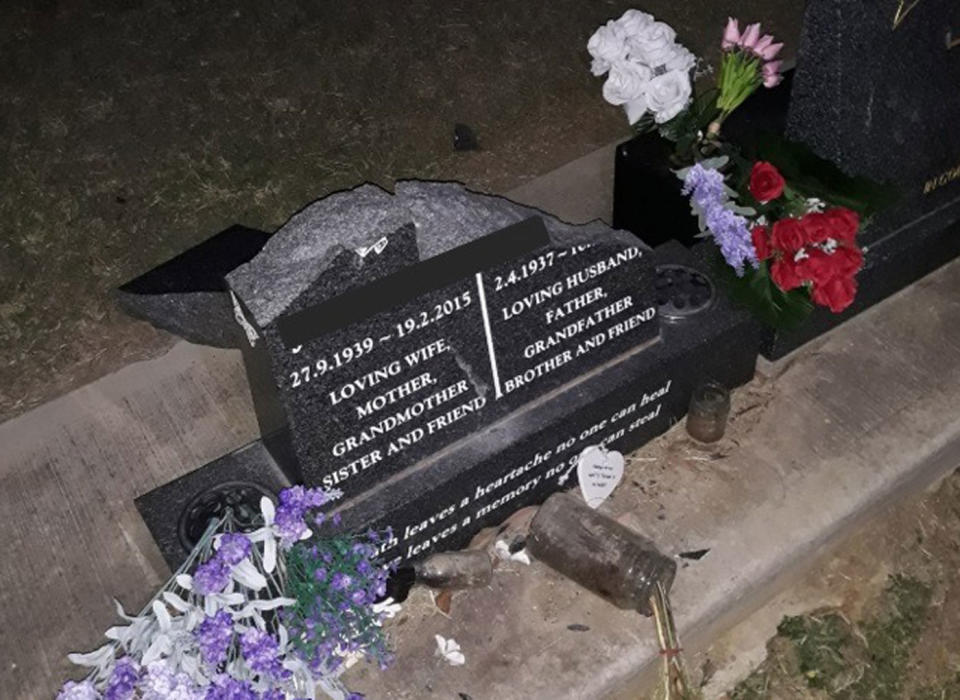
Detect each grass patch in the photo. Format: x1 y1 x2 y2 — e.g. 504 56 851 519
732 575 932 699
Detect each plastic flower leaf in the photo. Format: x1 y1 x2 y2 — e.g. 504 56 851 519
67 642 115 669
175 573 194 591
435 635 466 666
152 600 173 631
141 633 172 665
112 598 136 622
700 155 729 170
231 558 268 590
245 597 296 614
263 531 277 574
244 527 272 542
260 495 275 525
161 591 193 613
372 597 402 619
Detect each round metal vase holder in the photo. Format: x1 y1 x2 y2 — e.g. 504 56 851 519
654 264 715 322
177 480 274 550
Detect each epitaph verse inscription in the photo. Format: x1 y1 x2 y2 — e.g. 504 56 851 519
364 376 674 565
272 219 657 497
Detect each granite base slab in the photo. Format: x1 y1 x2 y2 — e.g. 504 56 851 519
135 441 291 570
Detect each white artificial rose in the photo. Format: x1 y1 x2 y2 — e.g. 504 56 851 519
665 45 696 74
590 57 609 77
616 9 655 36
628 21 678 68
645 69 692 123
587 20 627 76
624 96 649 125
601 61 651 106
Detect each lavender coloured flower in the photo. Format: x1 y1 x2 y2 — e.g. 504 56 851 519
57 680 100 700
683 163 758 275
140 661 205 700
239 628 289 679
194 610 234 666
216 533 252 566
103 656 140 700
193 556 232 595
330 572 352 591
204 675 259 700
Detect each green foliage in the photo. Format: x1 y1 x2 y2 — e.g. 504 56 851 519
716 51 763 116
712 251 813 329
745 132 900 218
658 88 720 161
283 533 392 673
777 612 858 692
733 575 932 700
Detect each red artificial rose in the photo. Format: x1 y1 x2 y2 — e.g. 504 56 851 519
749 161 786 202
823 207 860 244
831 245 864 277
770 217 805 253
770 256 803 291
800 212 831 244
812 275 857 313
751 225 772 260
795 248 837 286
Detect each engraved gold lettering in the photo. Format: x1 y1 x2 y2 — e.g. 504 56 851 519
923 161 960 195
892 0 923 30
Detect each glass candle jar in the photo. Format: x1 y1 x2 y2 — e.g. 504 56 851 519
685 381 731 443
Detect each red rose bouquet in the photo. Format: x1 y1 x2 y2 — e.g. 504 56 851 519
748 162 865 313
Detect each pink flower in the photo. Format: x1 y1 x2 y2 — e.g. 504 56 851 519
753 34 774 55
758 41 784 61
738 22 761 50
763 60 783 87
722 17 740 50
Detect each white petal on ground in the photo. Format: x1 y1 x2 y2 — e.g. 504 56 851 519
435 634 466 666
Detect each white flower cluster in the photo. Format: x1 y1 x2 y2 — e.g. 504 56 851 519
587 9 695 125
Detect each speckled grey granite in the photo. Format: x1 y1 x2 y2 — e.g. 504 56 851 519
786 0 960 246
227 181 645 327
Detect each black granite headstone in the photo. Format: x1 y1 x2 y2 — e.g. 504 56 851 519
314 242 762 568
116 224 271 348
787 0 960 246
137 236 763 570
227 182 660 500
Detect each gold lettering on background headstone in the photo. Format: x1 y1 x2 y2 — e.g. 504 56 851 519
892 0 923 30
923 161 960 194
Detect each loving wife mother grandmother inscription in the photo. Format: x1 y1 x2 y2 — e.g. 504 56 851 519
233 209 657 500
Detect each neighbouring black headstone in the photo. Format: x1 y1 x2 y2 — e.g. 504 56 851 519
116 224 271 348
226 182 660 499
763 0 960 358
787 0 960 242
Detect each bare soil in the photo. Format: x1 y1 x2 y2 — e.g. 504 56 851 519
0 0 801 422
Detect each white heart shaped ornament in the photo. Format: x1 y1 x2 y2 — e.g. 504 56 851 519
577 445 625 508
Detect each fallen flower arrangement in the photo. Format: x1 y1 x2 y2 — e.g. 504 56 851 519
589 10 895 326
57 486 396 700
